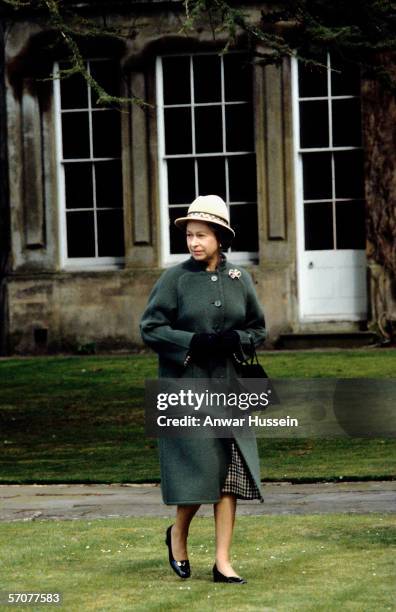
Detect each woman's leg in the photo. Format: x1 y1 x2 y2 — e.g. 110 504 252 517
171 504 200 560
214 493 239 577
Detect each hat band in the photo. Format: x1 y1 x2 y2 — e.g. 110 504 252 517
186 211 230 226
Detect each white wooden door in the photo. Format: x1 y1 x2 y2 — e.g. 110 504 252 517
293 54 368 320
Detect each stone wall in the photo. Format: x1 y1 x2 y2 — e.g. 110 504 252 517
6 265 290 353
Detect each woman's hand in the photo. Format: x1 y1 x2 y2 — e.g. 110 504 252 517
219 330 240 354
189 331 241 365
189 333 222 363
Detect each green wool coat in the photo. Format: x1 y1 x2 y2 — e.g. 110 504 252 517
140 255 266 505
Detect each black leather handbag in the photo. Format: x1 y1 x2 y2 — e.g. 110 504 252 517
237 339 268 378
234 339 280 411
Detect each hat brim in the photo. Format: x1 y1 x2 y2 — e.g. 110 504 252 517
174 215 235 240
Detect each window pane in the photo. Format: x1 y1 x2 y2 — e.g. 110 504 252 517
66 211 95 257
95 160 123 208
228 155 256 202
164 108 192 155
195 106 223 153
298 59 327 98
163 56 191 105
169 206 189 254
331 58 360 96
197 157 226 200
97 209 124 256
64 163 93 209
230 204 258 251
299 100 329 148
60 71 88 109
302 153 332 200
332 99 362 147
224 54 252 102
62 113 90 159
336 201 366 249
90 60 120 108
92 111 121 158
225 104 254 152
304 202 333 250
193 55 221 103
167 159 195 204
334 150 364 199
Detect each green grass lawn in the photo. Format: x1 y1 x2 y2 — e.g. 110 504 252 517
0 350 395 483
1 514 395 611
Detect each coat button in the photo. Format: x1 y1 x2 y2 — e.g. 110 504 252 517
211 275 218 282
214 300 222 307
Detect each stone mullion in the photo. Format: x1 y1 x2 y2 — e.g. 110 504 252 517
21 78 45 248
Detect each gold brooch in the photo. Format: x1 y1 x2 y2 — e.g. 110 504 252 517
228 268 241 279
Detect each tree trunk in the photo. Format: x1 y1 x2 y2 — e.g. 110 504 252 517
0 20 11 355
361 54 396 338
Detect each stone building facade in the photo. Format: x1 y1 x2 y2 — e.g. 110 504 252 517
0 1 394 354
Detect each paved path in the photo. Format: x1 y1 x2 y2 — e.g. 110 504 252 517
0 481 395 522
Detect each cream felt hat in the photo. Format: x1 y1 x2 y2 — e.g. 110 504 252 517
174 195 235 241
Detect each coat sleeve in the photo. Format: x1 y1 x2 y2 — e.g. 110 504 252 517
235 270 266 360
140 269 194 366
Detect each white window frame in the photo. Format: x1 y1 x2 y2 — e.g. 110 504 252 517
53 59 124 270
156 52 259 267
291 53 365 319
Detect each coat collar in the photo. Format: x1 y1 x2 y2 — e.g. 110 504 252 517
184 253 228 272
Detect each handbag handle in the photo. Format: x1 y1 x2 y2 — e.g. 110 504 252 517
247 336 260 366
232 335 259 366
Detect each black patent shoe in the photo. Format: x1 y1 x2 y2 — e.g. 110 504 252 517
213 564 247 584
165 525 191 579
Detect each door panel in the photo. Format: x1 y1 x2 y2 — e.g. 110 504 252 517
301 250 367 319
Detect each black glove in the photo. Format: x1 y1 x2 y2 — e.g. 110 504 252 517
219 330 241 355
189 333 222 363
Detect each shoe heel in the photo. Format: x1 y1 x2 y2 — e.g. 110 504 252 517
212 564 247 584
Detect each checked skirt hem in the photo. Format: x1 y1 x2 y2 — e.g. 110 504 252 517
221 439 263 501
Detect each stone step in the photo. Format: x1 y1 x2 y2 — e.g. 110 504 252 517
276 331 380 350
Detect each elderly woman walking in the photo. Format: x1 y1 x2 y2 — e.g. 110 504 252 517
140 195 266 584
